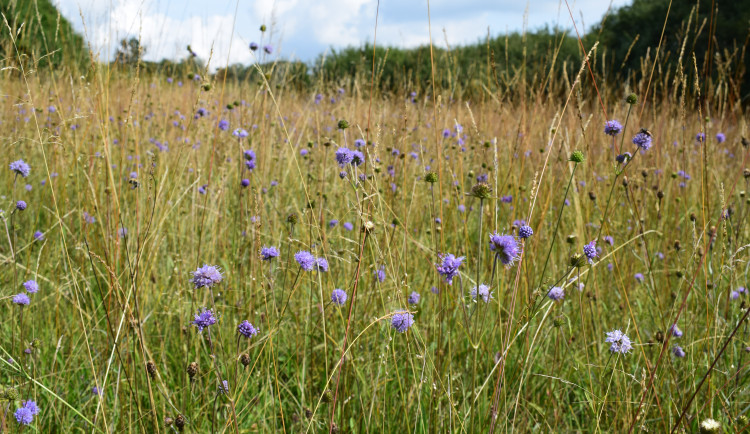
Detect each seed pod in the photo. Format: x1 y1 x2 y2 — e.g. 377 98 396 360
240 353 250 367
146 361 156 379
655 331 664 343
657 191 664 199
175 414 186 432
187 362 198 380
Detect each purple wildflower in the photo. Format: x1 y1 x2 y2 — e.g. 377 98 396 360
192 308 217 331
518 225 533 239
670 324 683 338
547 286 565 301
604 120 623 136
374 265 386 283
583 240 598 263
13 293 30 306
672 345 686 358
23 280 38 294
331 289 347 306
237 320 258 338
489 232 520 266
435 253 464 284
190 264 223 289
632 132 652 150
605 329 632 354
470 284 492 303
10 160 31 177
335 147 353 166
260 246 279 261
295 251 316 271
391 311 414 333
407 291 420 305
314 257 329 272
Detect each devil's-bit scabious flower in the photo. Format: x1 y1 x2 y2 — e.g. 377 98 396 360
343 222 353 231
33 231 44 241
547 286 565 301
518 225 533 239
470 284 492 303
350 150 365 166
435 254 464 284
335 147 353 166
218 119 229 131
615 152 632 164
604 120 623 136
315 257 329 272
260 246 279 261
670 324 683 338
263 45 273 54
15 201 27 211
10 160 30 178
233 128 249 138
192 308 216 331
328 219 338 228
190 265 223 289
244 149 256 171
489 233 520 266
241 178 250 187
408 291 420 305
295 251 316 271
634 273 644 283
14 406 33 425
695 132 706 143
391 311 414 333
374 265 386 283
583 240 598 263
672 344 686 358
237 320 258 338
23 280 38 294
605 329 633 354
716 132 726 143
331 289 347 306
249 42 258 51
633 132 652 150
13 293 30 306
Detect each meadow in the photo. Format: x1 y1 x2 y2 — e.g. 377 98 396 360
1 18 750 433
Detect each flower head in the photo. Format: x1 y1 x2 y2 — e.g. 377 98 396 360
605 329 633 354
335 147 353 166
672 344 686 358
10 160 30 178
13 293 30 306
407 291 421 305
374 265 386 283
192 308 217 331
391 311 414 333
314 257 329 272
33 231 44 241
260 246 279 261
190 264 223 289
435 253 464 284
604 120 623 136
489 232 520 266
23 280 39 294
518 225 533 239
634 273 644 283
14 407 33 425
583 240 598 263
470 284 492 303
670 324 683 338
547 286 565 301
15 201 27 211
632 132 652 150
237 320 258 338
331 289 347 306
295 251 316 271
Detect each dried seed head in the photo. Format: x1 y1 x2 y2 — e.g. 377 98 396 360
655 331 664 343
175 414 186 431
470 182 492 199
146 361 156 379
187 362 198 380
240 353 250 367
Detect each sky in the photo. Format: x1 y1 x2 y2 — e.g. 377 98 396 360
54 0 631 69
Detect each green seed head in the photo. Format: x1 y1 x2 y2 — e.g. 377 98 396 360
337 119 349 130
470 182 492 200
626 93 638 105
425 172 438 183
569 150 585 163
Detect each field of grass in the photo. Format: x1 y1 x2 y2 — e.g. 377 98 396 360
1 22 750 433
